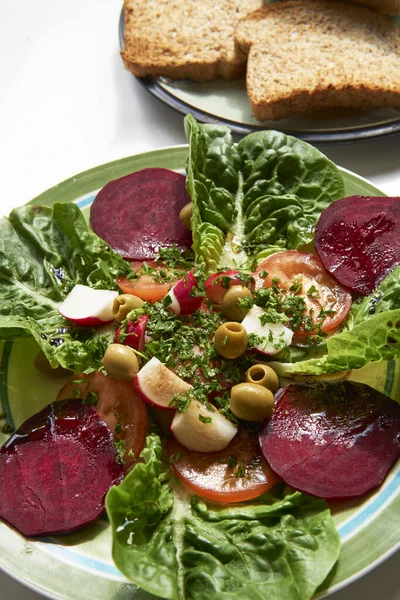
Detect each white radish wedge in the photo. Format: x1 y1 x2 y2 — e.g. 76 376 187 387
58 284 118 327
134 357 192 410
166 270 203 315
242 305 293 356
171 400 237 452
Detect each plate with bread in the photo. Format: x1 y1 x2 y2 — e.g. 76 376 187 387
119 0 400 142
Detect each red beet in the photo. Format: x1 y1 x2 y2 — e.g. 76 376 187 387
315 196 400 295
0 398 124 536
259 383 400 500
90 168 193 260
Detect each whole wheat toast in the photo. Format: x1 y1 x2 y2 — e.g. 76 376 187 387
236 0 400 121
121 0 263 83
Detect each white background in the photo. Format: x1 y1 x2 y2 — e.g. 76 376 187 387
0 1 399 598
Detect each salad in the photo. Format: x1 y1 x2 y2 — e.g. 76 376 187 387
0 115 399 600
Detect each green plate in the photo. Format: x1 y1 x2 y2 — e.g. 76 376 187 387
0 146 399 600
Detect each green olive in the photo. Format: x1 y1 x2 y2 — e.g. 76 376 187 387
220 285 253 322
230 382 274 421
102 344 139 380
214 322 248 359
246 364 279 393
112 294 144 322
179 202 193 231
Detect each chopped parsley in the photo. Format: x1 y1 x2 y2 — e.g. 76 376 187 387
82 391 98 406
199 415 212 424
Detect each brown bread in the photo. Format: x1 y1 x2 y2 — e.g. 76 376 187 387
236 0 400 121
121 0 263 83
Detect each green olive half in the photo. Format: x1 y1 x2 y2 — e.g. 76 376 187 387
112 294 144 322
214 322 248 359
220 285 253 322
246 364 279 394
230 382 274 421
179 202 193 231
102 344 139 380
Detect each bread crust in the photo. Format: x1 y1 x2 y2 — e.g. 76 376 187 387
121 0 263 83
236 0 400 121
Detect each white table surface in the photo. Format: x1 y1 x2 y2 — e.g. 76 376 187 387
0 1 399 599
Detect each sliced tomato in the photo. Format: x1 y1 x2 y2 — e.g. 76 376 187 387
116 260 181 303
252 250 352 336
205 270 254 304
166 428 279 503
57 371 147 470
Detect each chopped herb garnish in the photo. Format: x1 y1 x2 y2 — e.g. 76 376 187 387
199 415 212 424
82 391 98 405
307 285 320 299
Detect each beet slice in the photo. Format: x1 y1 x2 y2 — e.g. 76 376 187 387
259 382 400 500
315 196 400 295
90 168 193 260
57 371 147 470
0 398 124 536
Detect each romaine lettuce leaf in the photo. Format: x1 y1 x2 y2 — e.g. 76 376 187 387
278 268 400 400
184 115 345 274
107 435 340 600
0 202 131 372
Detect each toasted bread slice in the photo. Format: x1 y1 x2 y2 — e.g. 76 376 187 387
121 0 263 83
236 0 400 121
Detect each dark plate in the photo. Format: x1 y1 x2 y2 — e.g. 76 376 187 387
119 8 400 142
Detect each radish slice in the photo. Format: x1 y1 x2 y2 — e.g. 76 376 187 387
115 315 149 352
135 357 192 410
166 270 203 315
242 306 293 355
59 284 118 327
171 400 238 452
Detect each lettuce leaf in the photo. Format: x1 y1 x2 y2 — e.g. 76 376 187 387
278 268 400 400
184 115 345 274
0 202 131 371
107 435 340 600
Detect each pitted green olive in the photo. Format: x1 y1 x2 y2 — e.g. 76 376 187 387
246 364 279 394
214 322 248 359
230 382 274 421
112 294 144 322
220 285 253 322
102 344 139 380
179 202 193 231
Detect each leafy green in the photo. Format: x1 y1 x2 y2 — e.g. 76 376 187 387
184 115 345 274
107 435 340 600
279 268 400 399
0 202 130 371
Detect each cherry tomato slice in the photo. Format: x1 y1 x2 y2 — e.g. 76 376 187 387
57 371 147 470
252 250 352 336
166 428 279 503
116 260 181 303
